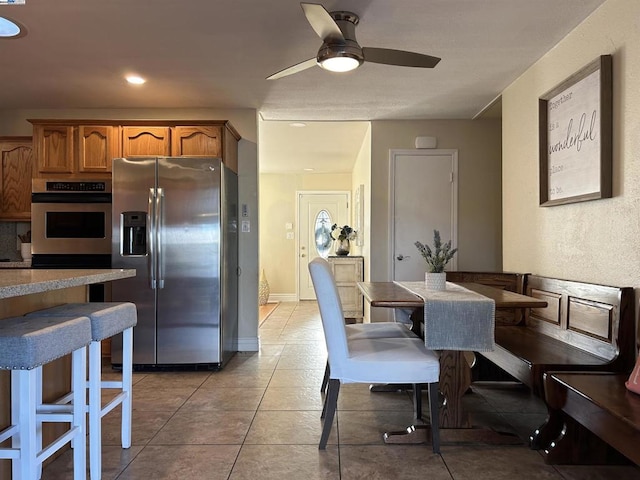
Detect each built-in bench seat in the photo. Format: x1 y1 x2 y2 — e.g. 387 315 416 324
543 372 640 465
478 275 636 450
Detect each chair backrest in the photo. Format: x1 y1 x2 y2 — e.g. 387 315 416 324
308 257 350 366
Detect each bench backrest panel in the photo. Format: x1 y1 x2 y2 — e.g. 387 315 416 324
525 275 635 370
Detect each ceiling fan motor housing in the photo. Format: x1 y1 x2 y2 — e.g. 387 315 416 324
316 11 364 67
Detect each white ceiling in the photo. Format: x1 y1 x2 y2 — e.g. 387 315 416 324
1 0 605 171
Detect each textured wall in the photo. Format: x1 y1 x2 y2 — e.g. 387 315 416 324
502 0 640 290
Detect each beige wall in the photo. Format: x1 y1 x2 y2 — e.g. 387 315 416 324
369 120 503 276
502 0 640 292
259 172 352 296
350 124 372 264
369 119 502 321
351 125 372 320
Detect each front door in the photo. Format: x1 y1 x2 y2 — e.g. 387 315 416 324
390 149 458 281
298 192 349 299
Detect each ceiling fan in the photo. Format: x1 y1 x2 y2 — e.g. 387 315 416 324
267 2 441 80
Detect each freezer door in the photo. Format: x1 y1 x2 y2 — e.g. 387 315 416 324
111 157 158 365
156 157 222 364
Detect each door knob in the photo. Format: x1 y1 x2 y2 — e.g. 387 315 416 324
301 253 306 258
396 254 411 261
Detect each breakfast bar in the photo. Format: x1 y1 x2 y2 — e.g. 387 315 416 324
0 268 135 479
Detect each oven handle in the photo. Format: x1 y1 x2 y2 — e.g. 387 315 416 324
156 188 165 289
148 188 156 289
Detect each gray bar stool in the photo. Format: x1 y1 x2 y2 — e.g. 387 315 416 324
27 302 137 480
0 315 92 480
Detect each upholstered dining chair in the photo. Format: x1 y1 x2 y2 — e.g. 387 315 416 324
320 320 419 393
308 257 441 452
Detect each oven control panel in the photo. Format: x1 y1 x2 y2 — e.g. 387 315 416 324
32 179 112 193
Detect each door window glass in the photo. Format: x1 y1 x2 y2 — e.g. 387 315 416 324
314 210 332 258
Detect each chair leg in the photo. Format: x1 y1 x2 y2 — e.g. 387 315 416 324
428 382 440 454
121 327 133 449
412 383 423 421
89 340 102 480
319 379 339 450
320 361 330 393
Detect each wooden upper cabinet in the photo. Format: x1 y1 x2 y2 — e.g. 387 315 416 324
122 126 171 157
28 120 240 177
0 137 33 221
77 125 118 173
172 126 222 157
33 124 74 174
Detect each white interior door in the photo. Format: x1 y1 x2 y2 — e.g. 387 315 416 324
390 149 458 281
298 192 349 299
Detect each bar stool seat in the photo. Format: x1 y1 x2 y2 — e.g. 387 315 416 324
0 314 92 479
27 302 137 480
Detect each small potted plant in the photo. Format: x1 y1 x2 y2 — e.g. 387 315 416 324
414 230 457 290
331 224 357 256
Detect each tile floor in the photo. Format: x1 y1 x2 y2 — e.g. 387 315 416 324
42 301 640 479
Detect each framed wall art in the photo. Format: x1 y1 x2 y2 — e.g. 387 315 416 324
539 54 612 206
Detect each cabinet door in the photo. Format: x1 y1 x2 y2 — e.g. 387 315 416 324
0 138 33 220
122 127 170 157
171 126 222 157
78 125 117 173
328 257 364 321
34 125 74 174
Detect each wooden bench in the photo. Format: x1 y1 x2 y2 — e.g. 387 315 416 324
478 275 636 449
543 372 640 465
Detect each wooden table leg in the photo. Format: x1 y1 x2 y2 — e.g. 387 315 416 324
438 350 471 428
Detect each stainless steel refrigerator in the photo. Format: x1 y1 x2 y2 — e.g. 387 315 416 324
110 157 238 368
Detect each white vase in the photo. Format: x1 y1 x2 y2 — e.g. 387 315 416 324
20 242 32 261
425 272 446 291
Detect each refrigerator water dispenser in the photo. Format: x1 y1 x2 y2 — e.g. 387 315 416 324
122 211 147 256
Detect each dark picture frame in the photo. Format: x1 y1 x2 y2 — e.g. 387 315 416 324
539 55 612 206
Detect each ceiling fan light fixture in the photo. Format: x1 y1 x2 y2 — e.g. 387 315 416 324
319 55 360 73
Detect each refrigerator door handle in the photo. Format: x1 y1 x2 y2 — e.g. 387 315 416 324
157 187 165 289
148 188 156 289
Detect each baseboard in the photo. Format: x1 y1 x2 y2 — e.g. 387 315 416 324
237 336 259 352
268 293 297 302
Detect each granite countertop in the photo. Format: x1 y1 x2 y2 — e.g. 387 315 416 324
0 268 136 299
0 260 32 268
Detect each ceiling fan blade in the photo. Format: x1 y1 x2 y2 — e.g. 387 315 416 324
363 47 441 68
301 3 345 43
266 57 318 80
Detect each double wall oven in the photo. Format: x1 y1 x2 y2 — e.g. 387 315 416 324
31 179 112 299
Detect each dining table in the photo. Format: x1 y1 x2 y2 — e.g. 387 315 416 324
357 280 548 444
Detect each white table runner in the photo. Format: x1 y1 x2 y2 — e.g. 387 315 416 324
395 281 495 352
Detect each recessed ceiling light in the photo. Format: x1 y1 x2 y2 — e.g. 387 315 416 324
303 168 314 172
0 17 22 38
289 122 306 128
125 75 146 85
